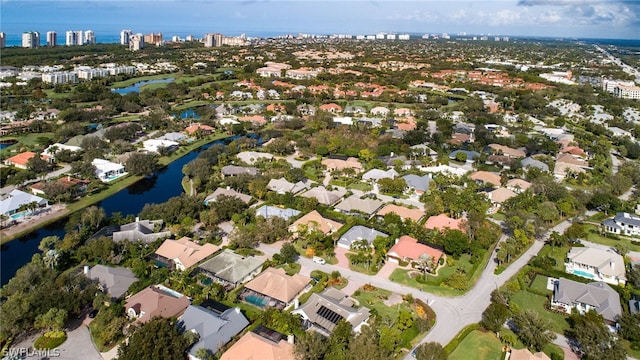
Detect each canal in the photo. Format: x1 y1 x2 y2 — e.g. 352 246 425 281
0 134 261 286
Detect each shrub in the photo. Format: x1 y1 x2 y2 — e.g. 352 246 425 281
34 331 67 349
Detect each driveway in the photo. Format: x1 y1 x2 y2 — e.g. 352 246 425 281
376 260 398 280
8 322 101 360
334 247 351 269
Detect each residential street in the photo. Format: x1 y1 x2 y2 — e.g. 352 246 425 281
258 216 574 357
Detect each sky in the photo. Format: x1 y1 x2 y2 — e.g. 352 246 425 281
1 0 639 40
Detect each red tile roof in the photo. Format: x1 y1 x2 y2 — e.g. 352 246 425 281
387 235 443 262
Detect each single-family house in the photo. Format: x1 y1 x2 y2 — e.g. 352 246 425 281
386 235 444 266
334 195 384 218
125 285 190 324
488 144 526 158
319 103 343 113
289 210 343 236
565 247 626 285
42 143 82 161
337 225 388 249
292 287 370 336
602 212 640 237
469 171 501 187
370 106 390 116
332 116 353 126
321 157 363 173
84 264 138 300
221 165 260 177
4 151 38 169
362 168 399 181
376 204 425 223
220 329 295 360
204 187 253 205
111 218 171 243
185 123 215 135
0 189 49 217
236 151 274 165
158 132 187 142
241 267 311 309
344 106 367 116
142 139 178 154
520 157 549 172
449 150 480 162
299 186 346 206
198 250 265 289
402 174 432 194
178 305 249 359
509 348 551 360
92 158 126 182
34 177 86 198
424 214 466 233
486 187 517 208
506 178 531 193
551 278 622 326
255 205 301 221
267 177 313 194
554 153 589 179
410 144 438 161
153 237 219 271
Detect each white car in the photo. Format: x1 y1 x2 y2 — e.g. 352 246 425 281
312 256 326 264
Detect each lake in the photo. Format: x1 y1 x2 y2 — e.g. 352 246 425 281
111 78 175 95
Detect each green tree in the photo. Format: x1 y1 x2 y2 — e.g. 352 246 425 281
442 229 470 258
568 311 625 360
34 307 67 332
414 342 447 360
513 310 556 351
118 317 190 360
27 155 51 176
326 320 352 359
125 152 159 176
294 331 327 360
278 242 298 264
481 302 510 333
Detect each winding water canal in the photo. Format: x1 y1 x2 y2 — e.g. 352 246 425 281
0 134 260 285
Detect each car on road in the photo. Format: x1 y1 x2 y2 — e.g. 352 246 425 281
312 256 326 264
88 309 98 318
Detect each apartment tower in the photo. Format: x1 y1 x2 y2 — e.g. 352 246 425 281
46 31 57 46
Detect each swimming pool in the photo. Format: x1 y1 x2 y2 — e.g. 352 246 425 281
570 269 595 279
245 295 268 307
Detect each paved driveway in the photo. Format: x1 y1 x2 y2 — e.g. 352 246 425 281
334 247 351 269
9 322 101 360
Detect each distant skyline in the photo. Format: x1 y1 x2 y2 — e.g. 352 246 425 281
1 0 639 40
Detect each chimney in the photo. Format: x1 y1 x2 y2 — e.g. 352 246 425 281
610 260 614 270
83 265 90 275
294 299 299 309
287 335 295 345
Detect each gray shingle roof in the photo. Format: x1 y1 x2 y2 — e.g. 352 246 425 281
613 212 640 227
86 265 137 299
553 278 621 322
198 250 264 285
0 189 48 215
521 157 549 172
338 225 387 248
292 288 370 334
179 305 249 356
402 174 432 192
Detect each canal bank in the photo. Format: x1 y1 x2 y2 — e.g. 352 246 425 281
0 131 258 285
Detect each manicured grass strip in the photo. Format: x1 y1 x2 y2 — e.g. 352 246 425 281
448 329 504 360
510 291 569 333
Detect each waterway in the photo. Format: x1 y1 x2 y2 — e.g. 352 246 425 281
0 134 262 286
111 78 175 95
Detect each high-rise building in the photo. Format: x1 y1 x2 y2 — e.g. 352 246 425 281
143 33 162 45
120 29 132 45
84 30 96 45
66 30 84 46
46 31 57 46
129 34 144 51
204 33 224 47
22 32 40 48
0 32 6 49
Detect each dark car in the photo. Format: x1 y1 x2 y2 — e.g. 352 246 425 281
88 309 98 318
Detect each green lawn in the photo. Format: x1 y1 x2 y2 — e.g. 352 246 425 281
388 253 484 297
345 253 378 275
510 291 569 333
110 74 176 88
0 132 54 154
529 275 551 293
582 224 640 252
448 330 504 360
537 244 569 271
172 100 211 111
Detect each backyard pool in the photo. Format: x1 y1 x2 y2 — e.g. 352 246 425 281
570 269 595 279
245 295 268 307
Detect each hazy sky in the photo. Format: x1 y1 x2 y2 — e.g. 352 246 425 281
1 0 639 39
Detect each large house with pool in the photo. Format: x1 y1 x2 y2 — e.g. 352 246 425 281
92 158 126 182
565 247 626 286
0 189 49 219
